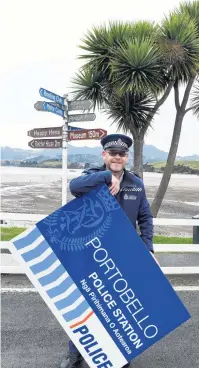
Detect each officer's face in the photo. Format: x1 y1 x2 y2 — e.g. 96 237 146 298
102 150 128 172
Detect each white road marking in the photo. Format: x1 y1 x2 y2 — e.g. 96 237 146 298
0 288 38 293
1 286 199 293
174 286 199 291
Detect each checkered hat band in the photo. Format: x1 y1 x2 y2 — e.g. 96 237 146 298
104 140 128 149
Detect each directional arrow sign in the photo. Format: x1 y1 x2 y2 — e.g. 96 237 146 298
42 102 65 117
68 100 92 111
68 113 96 123
28 126 84 137
28 139 62 149
28 127 63 138
47 101 65 109
34 101 45 111
68 129 107 141
39 88 65 105
34 101 64 111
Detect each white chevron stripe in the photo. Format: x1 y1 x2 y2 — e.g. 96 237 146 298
66 307 93 325
43 272 69 291
12 226 37 242
27 247 53 267
36 259 60 279
52 284 77 303
60 295 85 314
19 235 44 254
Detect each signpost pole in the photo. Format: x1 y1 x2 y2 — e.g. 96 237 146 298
33 89 102 205
62 94 68 206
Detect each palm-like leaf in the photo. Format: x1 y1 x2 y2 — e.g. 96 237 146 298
110 39 165 94
79 22 133 73
190 81 199 118
128 21 159 42
78 21 160 91
159 12 199 83
72 67 107 109
106 92 156 136
179 0 199 32
80 21 158 59
72 20 173 140
72 16 198 142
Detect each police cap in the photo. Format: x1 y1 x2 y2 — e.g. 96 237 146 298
101 134 132 152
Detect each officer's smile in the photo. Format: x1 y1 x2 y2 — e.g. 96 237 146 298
111 160 123 164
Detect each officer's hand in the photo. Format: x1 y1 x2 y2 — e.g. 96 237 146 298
109 175 120 196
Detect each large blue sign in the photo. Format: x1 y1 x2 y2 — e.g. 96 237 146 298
42 102 65 117
39 88 65 105
11 184 190 368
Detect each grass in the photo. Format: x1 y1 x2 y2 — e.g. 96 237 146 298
153 235 192 244
152 160 199 170
1 227 26 241
1 227 192 244
38 160 61 167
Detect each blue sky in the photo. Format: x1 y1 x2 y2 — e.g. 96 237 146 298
1 0 199 156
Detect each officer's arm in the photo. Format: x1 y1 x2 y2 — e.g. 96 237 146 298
69 171 112 197
137 183 154 253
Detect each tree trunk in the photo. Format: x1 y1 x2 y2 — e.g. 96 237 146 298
127 83 174 180
150 77 195 217
133 138 144 179
150 111 184 217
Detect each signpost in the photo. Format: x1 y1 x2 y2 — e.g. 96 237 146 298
28 127 63 138
28 129 107 144
68 99 92 111
39 88 65 105
68 113 96 123
28 139 62 149
28 126 84 137
68 129 107 141
32 87 107 206
34 101 63 111
34 101 46 111
42 102 65 117
34 101 65 117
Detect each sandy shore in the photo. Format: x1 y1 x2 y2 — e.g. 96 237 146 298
1 167 199 237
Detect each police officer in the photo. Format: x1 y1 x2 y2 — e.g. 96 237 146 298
61 133 158 368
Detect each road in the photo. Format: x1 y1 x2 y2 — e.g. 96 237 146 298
1 275 199 368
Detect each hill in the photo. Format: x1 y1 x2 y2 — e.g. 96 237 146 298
2 144 198 162
152 161 199 170
145 161 199 175
1 146 199 168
